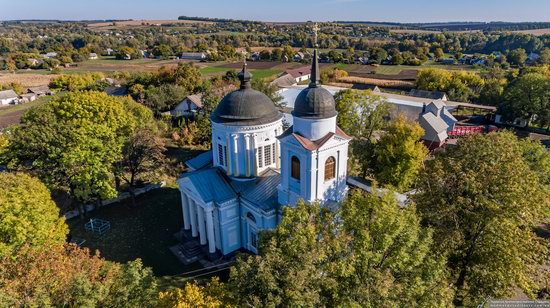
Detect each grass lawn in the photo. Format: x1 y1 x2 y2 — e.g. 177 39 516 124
67 187 200 278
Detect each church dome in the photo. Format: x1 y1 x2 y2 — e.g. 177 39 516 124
211 65 282 126
292 50 337 119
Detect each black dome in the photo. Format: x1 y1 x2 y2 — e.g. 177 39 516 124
292 86 337 119
292 49 337 119
211 66 282 125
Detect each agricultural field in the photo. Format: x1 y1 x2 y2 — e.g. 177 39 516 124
0 72 59 88
512 28 550 36
87 19 213 29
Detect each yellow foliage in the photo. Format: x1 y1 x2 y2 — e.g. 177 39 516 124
158 282 222 308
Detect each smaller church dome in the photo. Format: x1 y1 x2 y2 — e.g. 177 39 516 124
211 64 282 126
292 50 337 119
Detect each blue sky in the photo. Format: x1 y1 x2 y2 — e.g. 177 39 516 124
1 0 550 22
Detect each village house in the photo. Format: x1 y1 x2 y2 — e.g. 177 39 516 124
180 52 207 61
293 52 305 62
27 86 51 97
89 53 98 60
105 48 114 56
0 89 19 105
18 93 37 103
285 66 311 83
170 94 203 117
40 52 58 59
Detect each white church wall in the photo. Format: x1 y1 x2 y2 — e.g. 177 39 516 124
293 116 336 140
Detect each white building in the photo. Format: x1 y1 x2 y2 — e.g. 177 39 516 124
170 94 203 117
177 50 350 258
0 90 18 105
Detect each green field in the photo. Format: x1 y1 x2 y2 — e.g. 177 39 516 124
200 65 281 80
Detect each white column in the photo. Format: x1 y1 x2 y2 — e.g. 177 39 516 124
244 134 251 177
181 192 190 230
250 134 257 176
197 205 207 245
189 199 198 237
205 208 216 253
232 134 239 176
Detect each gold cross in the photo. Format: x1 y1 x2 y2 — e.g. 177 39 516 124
313 23 320 48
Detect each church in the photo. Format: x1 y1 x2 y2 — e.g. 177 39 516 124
176 49 351 258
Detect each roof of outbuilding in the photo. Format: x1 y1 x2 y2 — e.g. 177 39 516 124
286 66 311 79
0 90 17 99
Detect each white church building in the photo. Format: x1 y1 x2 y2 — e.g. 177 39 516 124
177 50 351 258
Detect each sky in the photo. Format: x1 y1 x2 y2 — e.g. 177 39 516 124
1 0 550 23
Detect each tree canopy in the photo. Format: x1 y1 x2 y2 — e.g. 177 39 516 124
229 192 452 307
0 172 68 257
414 131 550 306
5 91 154 208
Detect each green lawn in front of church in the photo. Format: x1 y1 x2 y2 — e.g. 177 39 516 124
67 186 201 279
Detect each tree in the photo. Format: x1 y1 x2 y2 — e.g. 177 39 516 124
116 128 166 207
538 48 550 65
229 193 453 307
508 48 528 66
334 89 392 178
434 47 445 60
158 278 227 308
373 116 428 191
152 44 173 59
6 91 154 217
251 78 283 107
416 68 485 103
0 173 68 257
414 132 549 306
0 244 157 307
500 73 550 128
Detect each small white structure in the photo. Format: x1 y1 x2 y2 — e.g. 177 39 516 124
285 66 311 83
89 53 98 60
171 94 203 117
0 90 18 105
180 52 207 60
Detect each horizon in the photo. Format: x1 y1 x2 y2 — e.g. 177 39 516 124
2 0 550 23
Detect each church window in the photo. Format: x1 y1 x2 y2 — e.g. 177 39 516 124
218 144 224 166
264 144 272 166
224 146 228 167
258 147 263 168
291 156 301 180
324 156 336 181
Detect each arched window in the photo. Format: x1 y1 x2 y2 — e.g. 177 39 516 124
246 212 256 224
291 156 301 180
324 156 336 181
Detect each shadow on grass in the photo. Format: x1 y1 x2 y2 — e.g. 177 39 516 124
67 187 202 277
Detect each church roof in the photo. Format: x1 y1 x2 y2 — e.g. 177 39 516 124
292 49 337 119
278 125 352 151
211 62 282 126
241 168 281 211
179 168 236 204
185 150 213 171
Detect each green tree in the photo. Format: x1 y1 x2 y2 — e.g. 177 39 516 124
6 91 153 216
500 72 550 128
434 47 445 60
374 116 428 191
538 48 550 65
230 193 453 307
251 78 283 107
0 173 68 257
508 48 528 66
414 132 550 306
334 89 392 178
152 44 173 59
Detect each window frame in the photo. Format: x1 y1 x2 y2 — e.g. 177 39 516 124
291 155 301 181
324 156 336 181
